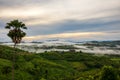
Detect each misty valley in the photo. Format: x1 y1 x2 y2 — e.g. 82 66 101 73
1 40 120 55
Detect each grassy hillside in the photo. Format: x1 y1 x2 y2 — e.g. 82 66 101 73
0 45 120 80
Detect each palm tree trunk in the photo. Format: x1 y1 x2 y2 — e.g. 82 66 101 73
12 43 16 80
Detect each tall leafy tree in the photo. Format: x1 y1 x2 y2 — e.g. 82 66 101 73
5 20 27 80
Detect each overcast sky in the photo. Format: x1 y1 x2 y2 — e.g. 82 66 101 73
0 0 120 42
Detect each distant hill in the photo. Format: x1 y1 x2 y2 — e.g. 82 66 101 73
84 40 120 47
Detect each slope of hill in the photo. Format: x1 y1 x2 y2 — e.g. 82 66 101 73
0 45 120 80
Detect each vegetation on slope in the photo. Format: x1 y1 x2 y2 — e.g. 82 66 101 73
0 45 120 80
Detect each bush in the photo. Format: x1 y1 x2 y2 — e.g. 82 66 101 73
100 66 119 80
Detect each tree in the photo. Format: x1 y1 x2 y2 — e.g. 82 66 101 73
5 20 27 80
100 66 118 80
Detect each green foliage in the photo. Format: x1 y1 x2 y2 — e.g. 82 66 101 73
15 70 33 80
0 45 120 80
5 20 27 44
0 58 12 74
100 66 119 80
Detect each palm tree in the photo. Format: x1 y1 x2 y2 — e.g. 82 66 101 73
5 20 27 80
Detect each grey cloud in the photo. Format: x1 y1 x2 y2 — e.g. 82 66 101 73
24 15 120 37
0 0 120 41
0 0 54 8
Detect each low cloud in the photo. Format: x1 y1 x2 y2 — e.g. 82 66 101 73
23 32 106 41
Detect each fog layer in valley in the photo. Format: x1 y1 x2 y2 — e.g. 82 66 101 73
1 40 120 55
